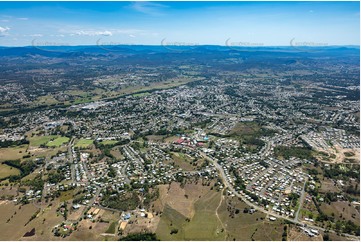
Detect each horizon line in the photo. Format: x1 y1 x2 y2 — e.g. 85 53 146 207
0 44 360 48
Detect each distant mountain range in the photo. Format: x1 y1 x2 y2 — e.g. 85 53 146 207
0 45 359 58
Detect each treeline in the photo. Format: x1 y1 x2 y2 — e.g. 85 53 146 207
274 146 313 160
94 139 130 159
0 139 29 148
3 159 37 182
120 233 158 241
101 191 140 211
323 165 360 180
313 197 360 235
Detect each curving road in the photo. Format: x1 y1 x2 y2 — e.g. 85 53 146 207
199 151 359 240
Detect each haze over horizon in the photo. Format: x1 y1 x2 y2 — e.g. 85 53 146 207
0 1 359 47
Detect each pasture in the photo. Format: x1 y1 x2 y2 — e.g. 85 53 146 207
0 163 20 179
0 145 28 162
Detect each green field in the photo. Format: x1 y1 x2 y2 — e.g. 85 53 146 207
29 135 58 147
156 204 187 240
75 139 93 148
46 137 70 147
0 163 21 179
105 221 117 234
183 191 225 240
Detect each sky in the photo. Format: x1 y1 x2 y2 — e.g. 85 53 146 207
0 1 359 47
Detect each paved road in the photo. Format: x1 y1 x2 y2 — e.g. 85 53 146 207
199 152 359 240
68 138 75 182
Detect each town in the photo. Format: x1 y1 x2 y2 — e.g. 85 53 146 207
0 44 359 241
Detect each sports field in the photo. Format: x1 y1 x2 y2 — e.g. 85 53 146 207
75 139 93 148
46 137 70 147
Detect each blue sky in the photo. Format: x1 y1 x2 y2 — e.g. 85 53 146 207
0 1 359 46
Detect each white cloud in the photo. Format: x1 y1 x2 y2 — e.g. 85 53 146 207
0 26 10 37
1 19 9 22
28 34 43 37
130 2 168 16
17 17 29 21
70 30 113 36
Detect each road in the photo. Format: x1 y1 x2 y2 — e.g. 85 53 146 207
199 152 359 240
295 180 307 222
68 138 75 182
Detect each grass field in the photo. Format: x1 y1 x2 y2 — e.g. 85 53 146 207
29 135 58 147
0 145 28 162
156 188 225 241
0 202 39 240
59 190 75 202
183 191 225 240
110 146 124 160
320 201 360 225
171 152 195 171
105 221 117 234
0 163 20 179
156 204 187 240
229 122 261 137
75 139 93 148
217 196 279 241
46 137 70 147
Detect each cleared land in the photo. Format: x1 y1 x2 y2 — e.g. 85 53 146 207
0 163 20 178
155 182 224 240
217 196 279 241
320 201 360 226
0 145 28 162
